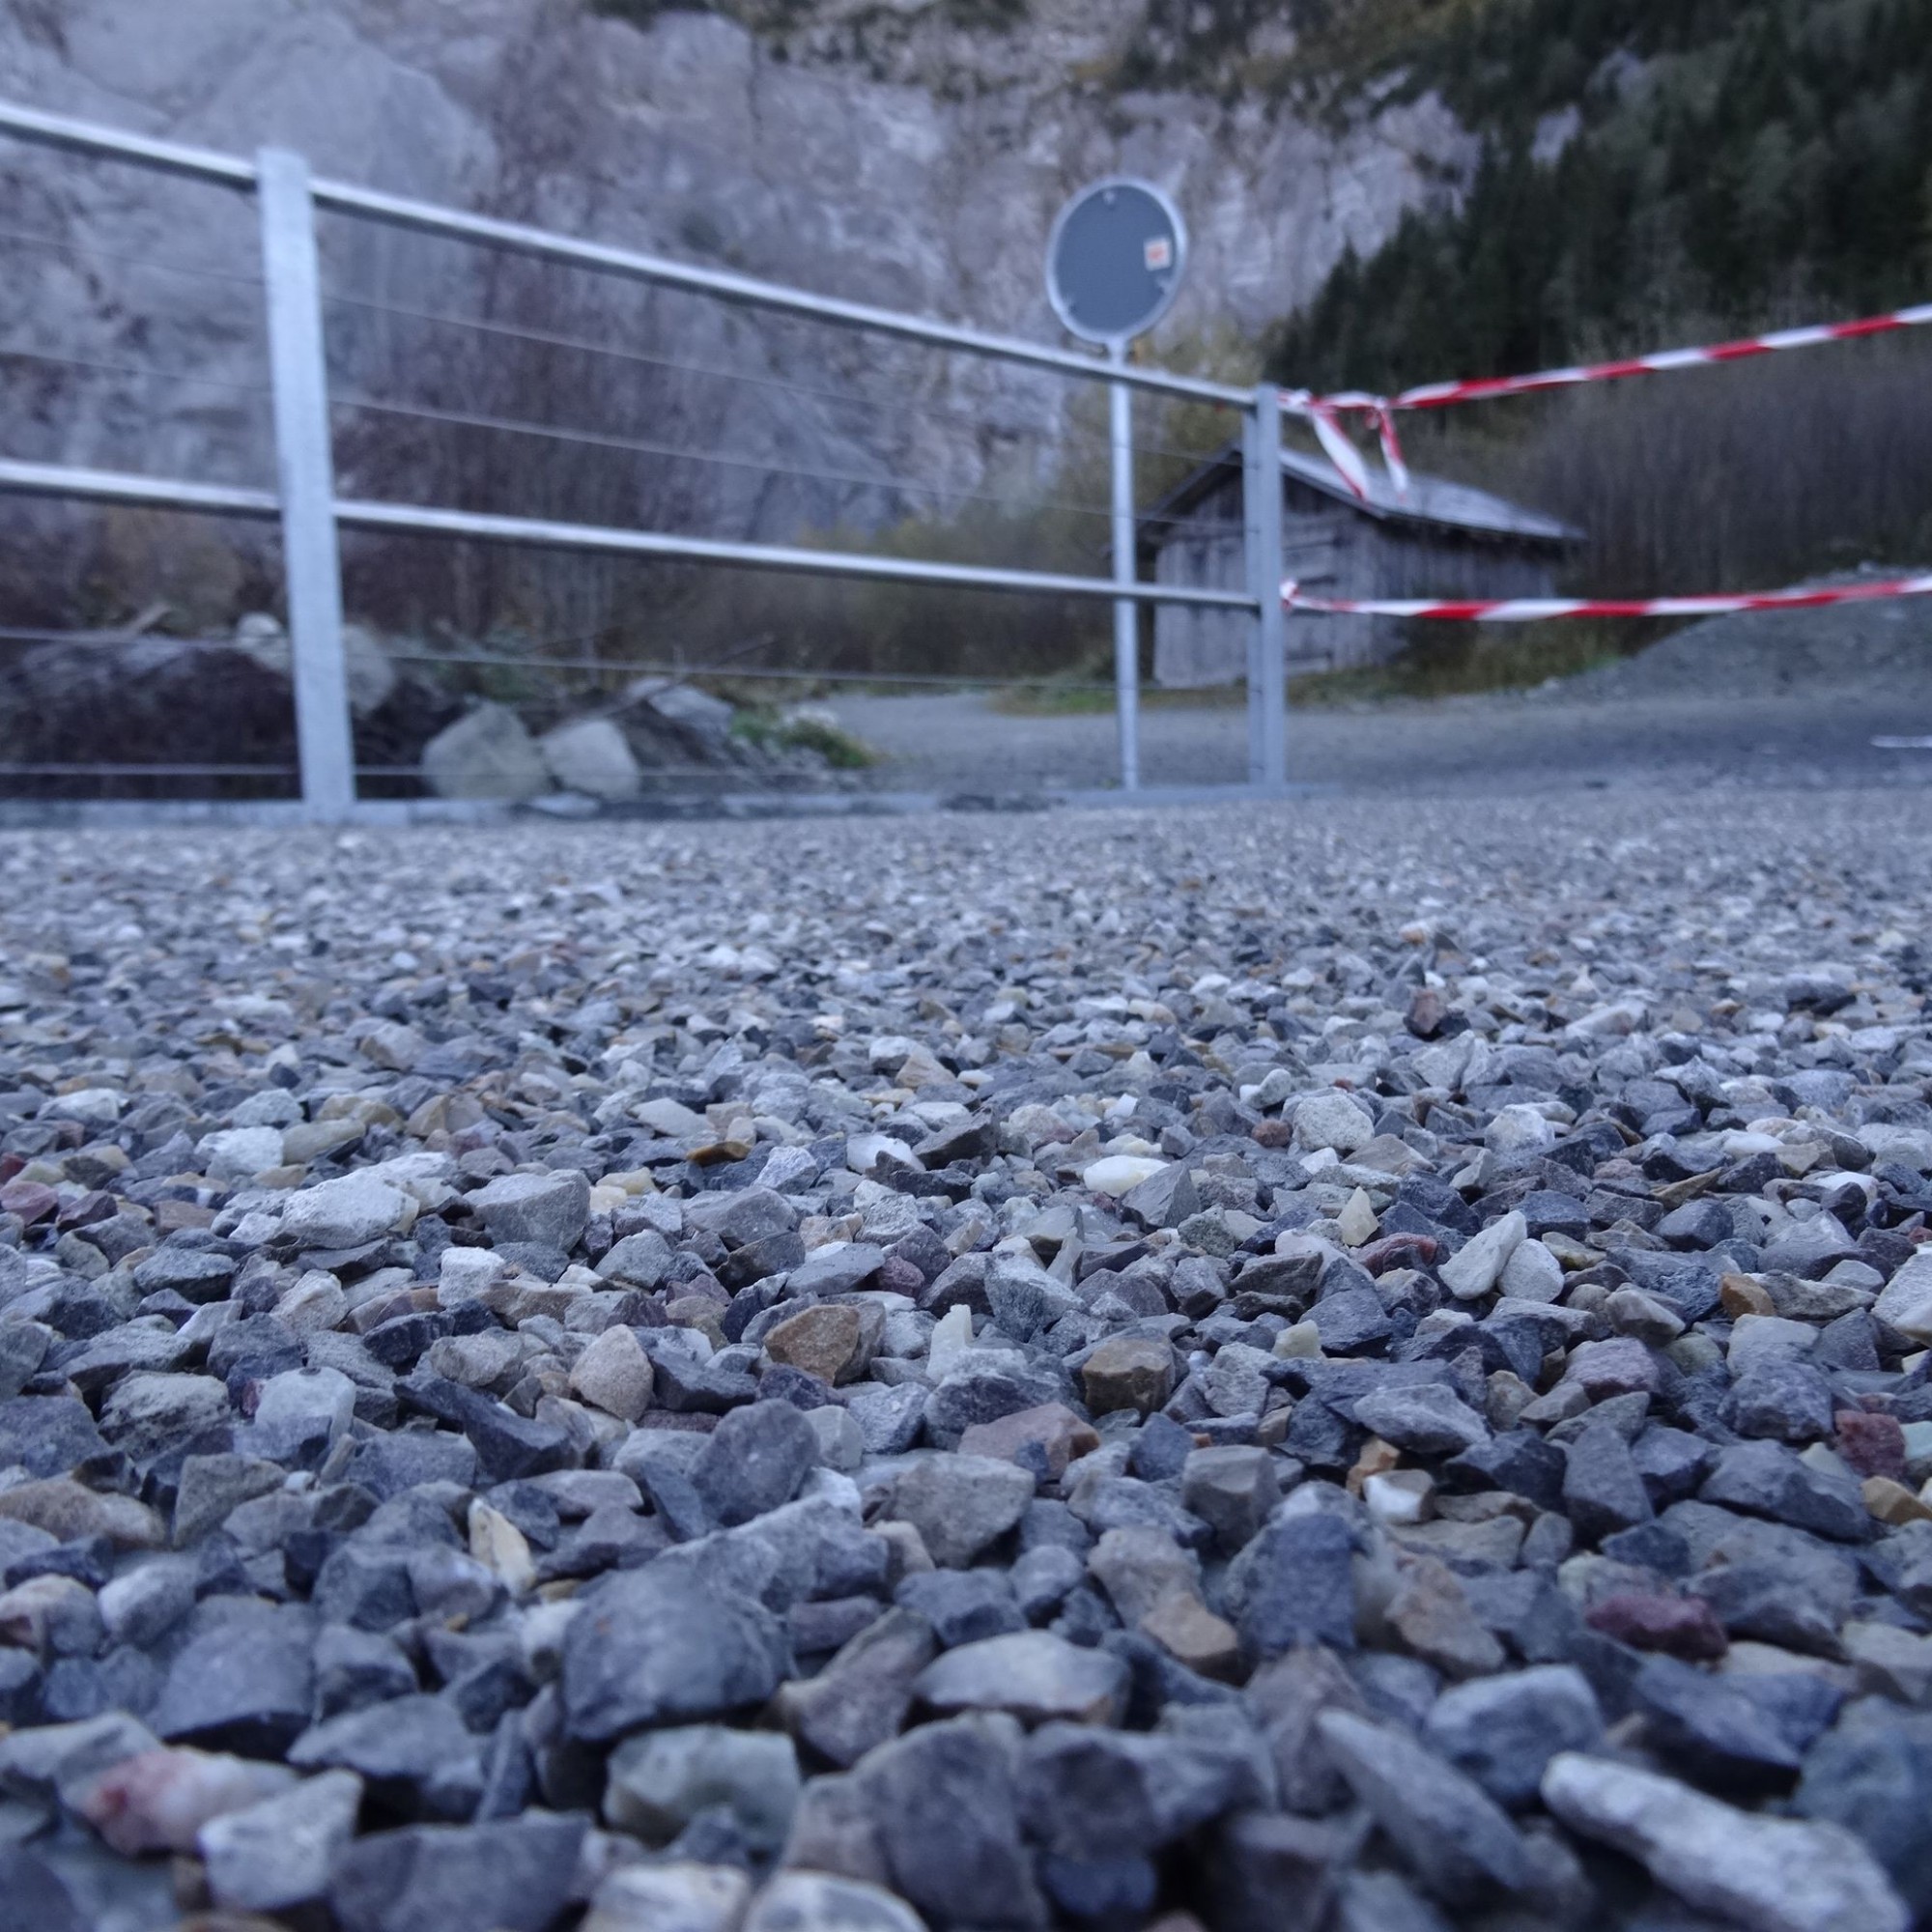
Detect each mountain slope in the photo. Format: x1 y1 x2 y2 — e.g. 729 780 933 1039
0 0 1485 654
0 1 1467 524
1256 0 1932 610
1270 0 1932 394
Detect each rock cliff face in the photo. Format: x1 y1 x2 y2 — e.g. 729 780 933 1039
0 0 1474 586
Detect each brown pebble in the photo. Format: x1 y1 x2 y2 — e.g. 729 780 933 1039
1835 1408 1907 1482
1862 1476 1932 1526
1585 1590 1729 1662
1081 1334 1175 1416
1345 1436 1402 1498
957 1402 1098 1481
1719 1273 1777 1318
764 1303 867 1384
1406 987 1449 1038
0 1179 57 1225
876 1254 925 1296
1358 1233 1441 1276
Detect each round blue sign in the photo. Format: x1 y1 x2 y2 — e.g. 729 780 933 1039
1046 178 1188 347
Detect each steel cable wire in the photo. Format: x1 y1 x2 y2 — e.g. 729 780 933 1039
321 287 1227 469
0 219 264 287
0 225 1232 515
325 387 1233 532
0 336 1233 537
0 624 1122 693
0 332 1232 531
0 340 270 398
378 646 1120 688
0 336 1230 539
0 217 1223 467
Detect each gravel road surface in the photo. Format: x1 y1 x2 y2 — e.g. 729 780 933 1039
829 688 1932 795
0 787 1928 1931
833 598 1932 795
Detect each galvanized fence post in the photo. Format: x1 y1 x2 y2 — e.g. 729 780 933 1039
1108 343 1141 792
1242 403 1265 785
1247 382 1288 791
257 147 355 822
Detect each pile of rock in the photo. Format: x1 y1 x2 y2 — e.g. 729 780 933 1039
0 619 838 807
0 616 459 796
421 680 852 805
0 791 1926 1931
1550 582 1932 706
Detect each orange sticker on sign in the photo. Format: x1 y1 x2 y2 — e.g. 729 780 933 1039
1144 238 1173 271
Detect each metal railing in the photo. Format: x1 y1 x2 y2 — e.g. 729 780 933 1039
0 99 1289 819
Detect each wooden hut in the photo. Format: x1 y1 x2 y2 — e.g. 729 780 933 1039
1141 441 1584 684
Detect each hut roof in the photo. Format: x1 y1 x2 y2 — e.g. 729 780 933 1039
1140 440 1585 548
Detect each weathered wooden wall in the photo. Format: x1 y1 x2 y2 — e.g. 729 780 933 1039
1151 472 1566 685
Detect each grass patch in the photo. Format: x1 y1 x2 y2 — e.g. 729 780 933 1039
992 623 1657 715
1288 619 1660 706
991 683 1249 717
731 704 878 768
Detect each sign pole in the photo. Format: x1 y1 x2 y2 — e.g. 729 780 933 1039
1109 340 1140 793
1251 382 1287 791
1043 178 1184 797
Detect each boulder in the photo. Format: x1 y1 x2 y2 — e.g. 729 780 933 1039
0 627 456 798
232 616 397 717
634 679 735 751
422 703 551 801
540 717 642 801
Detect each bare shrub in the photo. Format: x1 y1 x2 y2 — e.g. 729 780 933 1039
1396 336 1932 597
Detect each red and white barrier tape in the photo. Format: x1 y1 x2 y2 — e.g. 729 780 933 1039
1279 391 1411 503
1281 297 1932 504
1281 573 1932 622
1335 300 1932 413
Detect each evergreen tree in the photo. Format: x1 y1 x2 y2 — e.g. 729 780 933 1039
1270 0 1932 394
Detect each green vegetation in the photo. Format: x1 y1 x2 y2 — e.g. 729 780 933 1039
729 704 878 766
1114 0 1289 90
658 357 1246 689
1264 0 1932 611
583 0 696 26
1287 616 1648 704
663 498 1107 689
985 615 1649 709
991 681 1247 716
1273 0 1932 395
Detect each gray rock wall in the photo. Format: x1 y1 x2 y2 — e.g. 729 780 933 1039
0 0 1475 598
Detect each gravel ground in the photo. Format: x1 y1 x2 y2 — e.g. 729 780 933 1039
832 601 1932 795
1 789 1930 1932
1552 593 1932 703
831 688 1932 795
